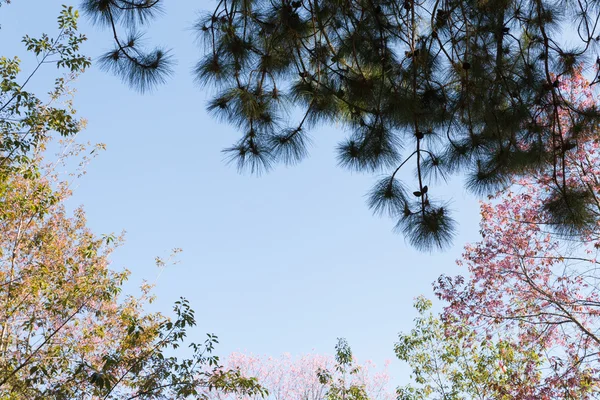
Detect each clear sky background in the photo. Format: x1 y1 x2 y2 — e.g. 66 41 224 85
1 0 482 387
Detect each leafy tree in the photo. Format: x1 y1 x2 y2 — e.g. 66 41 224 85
200 340 394 399
396 297 551 399
317 338 374 400
0 6 267 399
0 153 267 398
434 70 600 397
83 0 600 249
0 5 90 178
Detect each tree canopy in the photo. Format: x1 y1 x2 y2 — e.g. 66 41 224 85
82 0 600 250
3 1 600 396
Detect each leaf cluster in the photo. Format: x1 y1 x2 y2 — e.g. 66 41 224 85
0 6 90 179
395 297 550 399
317 338 371 400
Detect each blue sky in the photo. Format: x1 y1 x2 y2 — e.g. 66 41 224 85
2 0 482 387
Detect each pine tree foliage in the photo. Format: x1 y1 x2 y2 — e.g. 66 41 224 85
84 0 600 250
82 0 174 93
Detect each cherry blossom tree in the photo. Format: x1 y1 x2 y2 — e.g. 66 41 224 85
434 69 600 398
200 339 394 400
